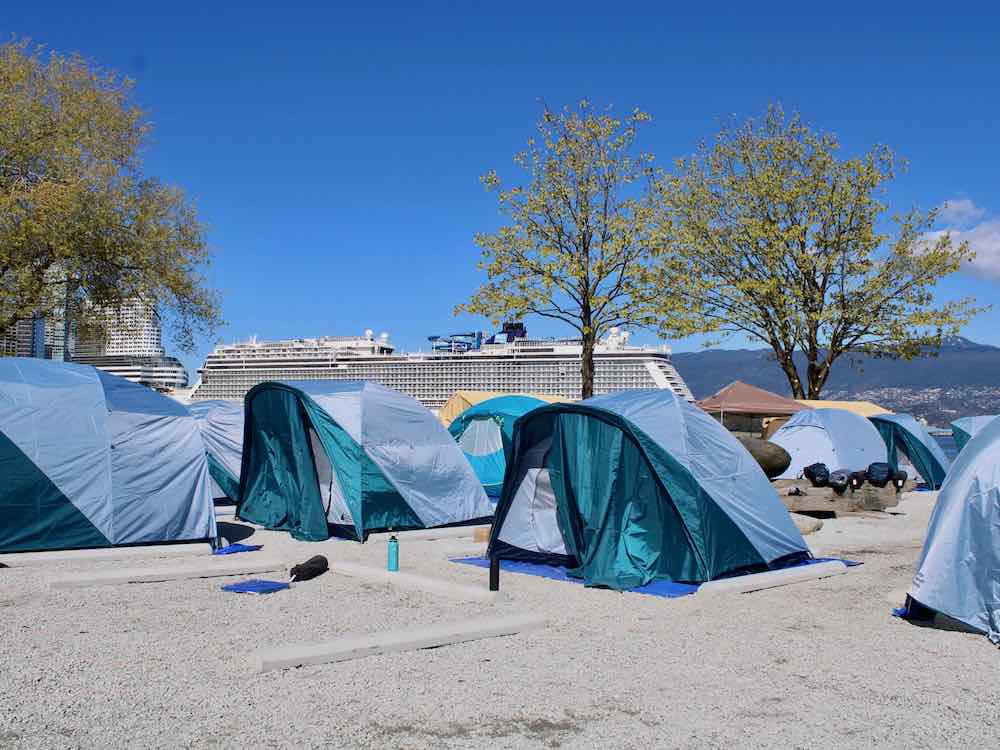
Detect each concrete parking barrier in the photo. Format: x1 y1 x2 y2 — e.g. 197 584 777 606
697 560 848 596
256 613 546 672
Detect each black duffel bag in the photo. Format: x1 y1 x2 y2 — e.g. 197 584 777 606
866 462 892 488
803 462 830 487
289 555 329 582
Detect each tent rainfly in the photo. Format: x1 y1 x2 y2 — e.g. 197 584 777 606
902 415 1000 644
951 415 998 453
0 358 217 553
769 408 888 480
869 413 950 489
237 380 493 541
438 390 568 427
698 380 806 419
189 399 244 500
488 390 810 589
448 394 547 498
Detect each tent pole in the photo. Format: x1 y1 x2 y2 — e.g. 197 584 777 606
489 556 500 591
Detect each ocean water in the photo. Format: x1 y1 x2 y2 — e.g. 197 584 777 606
934 434 959 462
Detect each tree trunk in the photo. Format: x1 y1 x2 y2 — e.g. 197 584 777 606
776 351 805 399
581 331 596 399
805 361 831 399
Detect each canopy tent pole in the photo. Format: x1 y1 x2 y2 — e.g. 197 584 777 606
489 555 500 591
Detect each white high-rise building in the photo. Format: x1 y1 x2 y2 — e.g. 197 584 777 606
74 301 165 357
72 300 188 391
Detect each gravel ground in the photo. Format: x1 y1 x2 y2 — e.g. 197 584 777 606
2 492 997 749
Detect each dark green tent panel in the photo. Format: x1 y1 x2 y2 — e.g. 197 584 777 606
0 429 108 553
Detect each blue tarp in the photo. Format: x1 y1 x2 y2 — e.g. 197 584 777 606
221 579 289 594
907 416 1000 644
771 408 887 479
452 556 862 597
0 358 216 553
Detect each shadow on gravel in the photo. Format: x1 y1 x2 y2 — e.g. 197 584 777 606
217 521 256 544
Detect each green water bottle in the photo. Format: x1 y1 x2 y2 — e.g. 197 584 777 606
387 534 399 572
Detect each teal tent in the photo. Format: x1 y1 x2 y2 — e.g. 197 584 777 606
489 390 810 589
869 413 950 489
951 415 998 452
0 359 216 553
238 380 492 541
448 394 547 498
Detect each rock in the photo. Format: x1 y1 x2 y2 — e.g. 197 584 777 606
737 436 792 478
791 513 823 535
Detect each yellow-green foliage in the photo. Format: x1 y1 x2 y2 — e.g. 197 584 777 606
653 105 983 398
0 40 220 351
458 101 661 397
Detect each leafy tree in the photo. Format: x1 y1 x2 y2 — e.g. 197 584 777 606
0 39 220 353
458 101 661 399
653 105 983 399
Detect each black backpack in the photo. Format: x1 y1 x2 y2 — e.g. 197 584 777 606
866 462 892 488
803 462 830 487
829 470 850 496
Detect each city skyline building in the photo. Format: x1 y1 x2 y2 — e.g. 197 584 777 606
1 299 188 392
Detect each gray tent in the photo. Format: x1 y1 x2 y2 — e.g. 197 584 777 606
0 359 216 553
905 416 1000 644
770 408 887 479
189 399 243 500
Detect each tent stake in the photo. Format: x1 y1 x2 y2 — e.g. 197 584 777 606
489 556 500 591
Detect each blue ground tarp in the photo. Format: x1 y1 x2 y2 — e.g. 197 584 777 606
451 556 861 598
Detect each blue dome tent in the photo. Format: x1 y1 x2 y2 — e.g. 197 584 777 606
238 380 492 541
901 416 1000 644
448 394 548 498
951 415 998 453
869 413 950 489
770 408 887 480
189 399 244 500
0 359 216 554
488 390 810 589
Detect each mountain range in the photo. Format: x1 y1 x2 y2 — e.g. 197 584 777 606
671 337 1000 427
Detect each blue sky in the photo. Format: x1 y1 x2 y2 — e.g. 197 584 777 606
6 2 1000 378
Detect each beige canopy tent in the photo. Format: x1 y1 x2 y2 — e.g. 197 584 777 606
699 381 806 419
794 399 891 417
438 390 569 427
698 381 808 435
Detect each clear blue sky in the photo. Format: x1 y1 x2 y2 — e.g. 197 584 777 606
6 2 1000 379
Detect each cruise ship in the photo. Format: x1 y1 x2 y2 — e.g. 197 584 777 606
191 322 693 406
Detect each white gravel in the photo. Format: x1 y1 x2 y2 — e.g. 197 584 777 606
2 491 997 749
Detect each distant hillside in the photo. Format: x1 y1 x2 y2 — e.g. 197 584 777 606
671 337 1000 427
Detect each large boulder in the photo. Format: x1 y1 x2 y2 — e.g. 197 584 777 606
738 436 792 479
